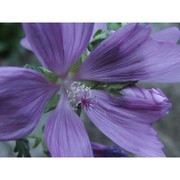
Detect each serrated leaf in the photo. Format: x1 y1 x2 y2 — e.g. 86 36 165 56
92 31 109 42
107 23 122 31
44 94 60 113
93 29 103 38
88 31 109 51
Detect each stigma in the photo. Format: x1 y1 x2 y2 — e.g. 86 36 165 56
66 81 95 111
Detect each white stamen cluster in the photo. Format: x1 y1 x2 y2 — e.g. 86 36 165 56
66 81 93 110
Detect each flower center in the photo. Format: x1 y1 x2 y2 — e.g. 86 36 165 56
66 81 95 111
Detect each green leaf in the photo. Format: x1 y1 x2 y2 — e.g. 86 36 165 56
104 83 129 96
93 29 103 38
41 138 51 157
38 67 59 83
81 80 98 88
24 64 39 71
88 23 122 52
80 52 88 62
43 150 51 157
24 64 59 83
107 23 122 31
69 52 87 73
33 137 42 148
44 94 60 113
14 138 31 157
28 135 42 149
103 81 138 96
29 133 51 157
82 80 138 96
88 31 109 52
42 125 45 133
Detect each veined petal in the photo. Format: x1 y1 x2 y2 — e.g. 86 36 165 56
93 87 171 123
22 24 106 57
23 23 94 78
21 24 106 57
135 39 180 82
75 24 180 83
45 92 93 157
151 27 180 44
21 23 109 52
84 88 171 157
74 23 151 82
0 67 59 140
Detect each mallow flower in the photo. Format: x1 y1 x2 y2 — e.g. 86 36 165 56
0 23 179 157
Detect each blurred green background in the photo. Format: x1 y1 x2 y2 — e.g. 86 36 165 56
0 23 180 157
0 23 39 67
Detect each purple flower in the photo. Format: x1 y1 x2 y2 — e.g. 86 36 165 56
0 23 178 157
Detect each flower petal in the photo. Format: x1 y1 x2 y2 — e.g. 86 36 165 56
45 92 93 157
84 88 171 157
75 24 180 83
23 23 94 77
20 37 32 51
74 23 151 81
151 27 180 44
136 40 180 82
0 67 59 140
92 142 128 157
120 86 172 117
